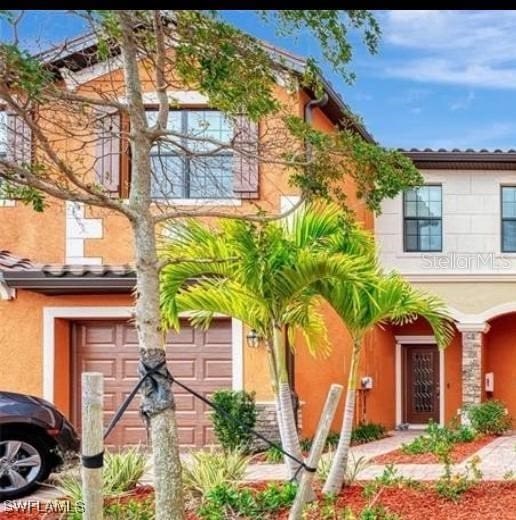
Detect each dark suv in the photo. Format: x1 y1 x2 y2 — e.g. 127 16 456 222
0 391 80 500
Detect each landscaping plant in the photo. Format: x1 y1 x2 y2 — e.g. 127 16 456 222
321 272 454 495
161 203 378 480
264 445 284 464
401 421 476 456
197 481 297 519
435 455 483 502
212 389 258 453
467 400 512 435
59 448 148 518
351 422 387 445
182 449 249 497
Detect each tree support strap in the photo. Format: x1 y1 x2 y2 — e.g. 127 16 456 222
82 350 316 477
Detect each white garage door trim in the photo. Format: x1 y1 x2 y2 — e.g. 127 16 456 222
43 306 243 403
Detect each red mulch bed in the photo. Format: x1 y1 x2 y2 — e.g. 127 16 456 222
278 482 516 520
372 435 496 464
4 482 516 519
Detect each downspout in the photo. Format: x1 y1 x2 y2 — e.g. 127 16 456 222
286 92 330 427
304 93 329 131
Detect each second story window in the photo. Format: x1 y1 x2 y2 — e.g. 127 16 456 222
147 109 233 199
502 186 516 252
403 185 442 252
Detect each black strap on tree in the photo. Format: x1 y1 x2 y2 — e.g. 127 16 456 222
81 357 316 477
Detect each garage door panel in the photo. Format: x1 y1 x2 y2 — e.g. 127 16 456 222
168 359 196 379
175 393 196 412
165 327 196 346
80 359 117 378
203 359 232 380
178 426 196 447
84 324 117 344
203 322 232 344
74 318 232 448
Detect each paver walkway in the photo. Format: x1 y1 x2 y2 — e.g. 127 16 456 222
245 431 516 482
2 431 514 511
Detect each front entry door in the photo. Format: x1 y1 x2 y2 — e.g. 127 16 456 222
403 345 440 424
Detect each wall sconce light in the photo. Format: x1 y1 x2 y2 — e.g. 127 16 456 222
246 329 262 349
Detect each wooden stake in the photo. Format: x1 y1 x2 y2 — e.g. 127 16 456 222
289 384 343 520
81 372 104 520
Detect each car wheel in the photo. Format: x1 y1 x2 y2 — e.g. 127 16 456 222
0 433 52 500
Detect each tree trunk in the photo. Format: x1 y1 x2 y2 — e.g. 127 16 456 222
271 325 303 480
322 337 361 495
133 217 184 520
289 384 343 519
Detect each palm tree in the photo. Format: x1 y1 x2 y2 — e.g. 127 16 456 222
160 203 375 479
321 272 454 495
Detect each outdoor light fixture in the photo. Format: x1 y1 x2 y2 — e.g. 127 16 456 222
246 329 262 349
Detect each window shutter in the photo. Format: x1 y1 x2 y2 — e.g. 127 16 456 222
6 108 32 165
95 109 121 195
232 116 259 199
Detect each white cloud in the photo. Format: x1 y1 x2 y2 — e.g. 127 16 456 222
425 121 516 149
380 10 516 89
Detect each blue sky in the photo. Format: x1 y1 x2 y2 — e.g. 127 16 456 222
3 10 516 150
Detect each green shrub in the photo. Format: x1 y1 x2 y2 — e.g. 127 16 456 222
467 400 512 435
401 421 476 455
197 482 297 519
59 447 147 504
264 445 283 464
326 431 341 448
435 455 482 502
300 431 340 454
183 448 249 496
104 497 155 520
351 422 387 445
211 389 257 452
342 505 402 520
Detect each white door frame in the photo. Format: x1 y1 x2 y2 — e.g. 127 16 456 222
395 335 445 427
43 306 243 403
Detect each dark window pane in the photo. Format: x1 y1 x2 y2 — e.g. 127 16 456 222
405 220 418 235
502 187 516 203
429 234 442 251
403 186 442 252
503 221 516 252
503 200 516 218
405 201 417 217
189 155 233 198
405 188 417 202
405 234 418 251
150 155 185 198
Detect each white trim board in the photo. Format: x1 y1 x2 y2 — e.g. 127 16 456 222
43 306 243 403
395 335 445 426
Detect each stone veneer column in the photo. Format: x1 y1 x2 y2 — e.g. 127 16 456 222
457 323 490 417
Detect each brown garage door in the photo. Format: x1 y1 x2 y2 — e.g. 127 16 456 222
72 319 232 448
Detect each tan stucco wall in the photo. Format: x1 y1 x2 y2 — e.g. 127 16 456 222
413 281 516 318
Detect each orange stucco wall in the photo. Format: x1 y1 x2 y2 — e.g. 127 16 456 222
485 314 516 419
0 291 134 417
295 302 397 438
